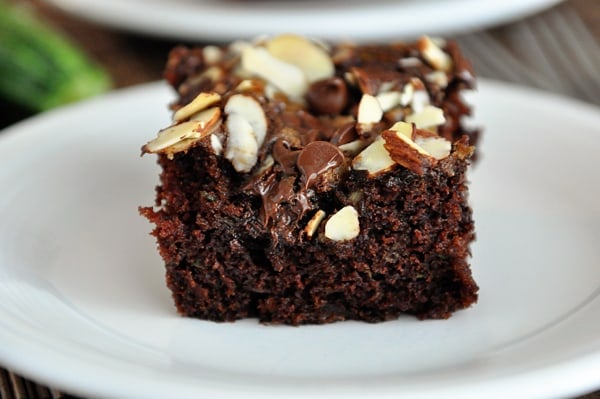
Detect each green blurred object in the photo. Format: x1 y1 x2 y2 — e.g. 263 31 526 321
0 0 111 111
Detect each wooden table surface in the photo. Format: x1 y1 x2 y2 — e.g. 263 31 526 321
1 0 599 397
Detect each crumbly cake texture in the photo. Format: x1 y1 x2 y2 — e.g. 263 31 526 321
140 35 479 325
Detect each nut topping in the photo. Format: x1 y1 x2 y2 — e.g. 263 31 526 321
338 139 369 156
142 120 200 154
304 209 326 238
425 70 449 88
265 34 335 84
388 121 415 139
224 94 268 173
418 36 453 72
202 45 223 65
173 92 221 122
225 113 259 173
224 94 267 145
189 106 221 127
210 134 223 155
142 106 222 157
376 91 402 112
241 45 308 99
357 93 383 125
398 56 422 68
324 206 360 241
399 82 415 107
352 137 396 176
146 34 478 233
415 135 451 160
405 105 446 129
381 128 433 175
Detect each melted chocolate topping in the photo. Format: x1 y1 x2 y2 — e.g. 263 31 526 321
297 141 345 190
164 37 478 232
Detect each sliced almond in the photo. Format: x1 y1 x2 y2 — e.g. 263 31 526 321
415 135 451 160
224 113 259 173
304 210 326 238
425 70 449 88
418 36 453 72
338 139 369 156
254 154 275 176
223 94 269 173
430 37 447 48
376 91 402 112
399 82 415 107
343 71 357 87
384 107 405 124
265 34 335 83
381 129 434 175
210 134 223 155
405 105 446 129
224 94 267 146
173 92 221 122
324 206 360 241
241 45 308 99
398 56 422 68
229 40 252 55
163 120 222 157
377 81 395 94
352 137 396 176
161 138 196 159
142 120 201 154
189 106 221 128
235 79 264 93
410 89 430 114
357 94 383 124
201 66 224 83
202 45 223 65
144 107 222 157
184 67 223 89
388 121 415 139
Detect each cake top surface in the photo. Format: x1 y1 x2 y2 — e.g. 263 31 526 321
142 34 476 238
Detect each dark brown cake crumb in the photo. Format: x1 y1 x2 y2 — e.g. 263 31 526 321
140 34 479 325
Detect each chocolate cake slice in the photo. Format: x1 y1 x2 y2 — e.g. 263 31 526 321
140 35 479 325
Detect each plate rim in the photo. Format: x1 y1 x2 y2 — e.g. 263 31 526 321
0 79 599 399
41 0 565 41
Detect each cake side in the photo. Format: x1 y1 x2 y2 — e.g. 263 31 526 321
140 35 479 325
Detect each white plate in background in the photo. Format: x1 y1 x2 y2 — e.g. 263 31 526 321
0 79 599 399
43 0 565 42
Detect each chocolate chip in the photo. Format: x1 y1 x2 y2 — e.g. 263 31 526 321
297 141 345 190
305 77 348 115
330 122 358 146
272 137 300 175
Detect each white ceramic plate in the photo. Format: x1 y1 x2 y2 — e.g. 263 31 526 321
43 0 565 42
0 80 599 399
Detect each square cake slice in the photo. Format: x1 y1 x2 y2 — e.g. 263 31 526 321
140 35 479 325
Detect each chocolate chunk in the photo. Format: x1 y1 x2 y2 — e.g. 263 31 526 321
350 66 405 95
297 141 345 190
330 122 358 146
272 137 301 175
306 77 348 115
